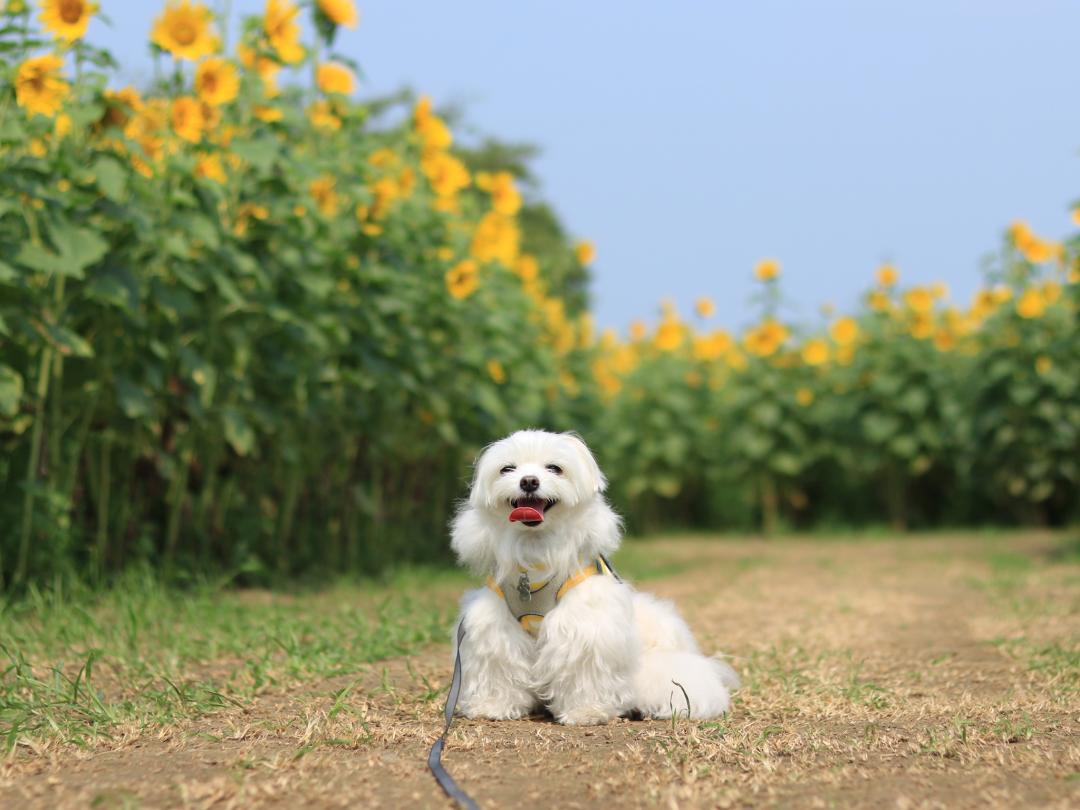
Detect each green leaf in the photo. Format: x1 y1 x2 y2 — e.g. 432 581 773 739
0 365 24 417
43 323 94 357
232 138 279 174
898 388 929 416
0 258 16 283
862 412 900 444
889 435 919 459
652 475 681 498
85 265 138 311
115 376 153 419
92 155 128 201
770 452 802 476
223 408 256 456
27 223 110 279
15 242 65 275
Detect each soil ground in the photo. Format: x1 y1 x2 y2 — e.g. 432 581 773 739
2 531 1078 808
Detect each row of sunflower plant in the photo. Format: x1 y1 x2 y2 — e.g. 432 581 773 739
1 1 1078 589
0 0 595 587
588 240 1079 533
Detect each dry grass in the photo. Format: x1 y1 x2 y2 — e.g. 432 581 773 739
2 531 1078 808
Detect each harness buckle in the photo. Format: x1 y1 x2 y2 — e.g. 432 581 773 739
517 572 531 602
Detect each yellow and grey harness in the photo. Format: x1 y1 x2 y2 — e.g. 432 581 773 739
487 557 615 637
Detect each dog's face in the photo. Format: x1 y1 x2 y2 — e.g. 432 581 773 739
469 430 606 531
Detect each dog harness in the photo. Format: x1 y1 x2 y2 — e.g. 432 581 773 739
487 557 614 636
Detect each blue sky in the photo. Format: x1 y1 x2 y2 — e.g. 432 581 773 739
87 1 1080 331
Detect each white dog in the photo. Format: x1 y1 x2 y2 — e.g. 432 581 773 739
450 429 739 726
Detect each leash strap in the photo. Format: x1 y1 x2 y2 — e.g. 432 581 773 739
599 553 622 582
428 620 479 810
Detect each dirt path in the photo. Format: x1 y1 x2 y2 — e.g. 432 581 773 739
3 533 1078 808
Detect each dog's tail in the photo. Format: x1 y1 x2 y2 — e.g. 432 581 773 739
632 649 739 720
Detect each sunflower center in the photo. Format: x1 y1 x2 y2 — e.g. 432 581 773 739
172 19 197 46
59 0 84 24
201 73 218 93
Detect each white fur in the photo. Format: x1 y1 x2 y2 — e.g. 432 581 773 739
450 429 739 725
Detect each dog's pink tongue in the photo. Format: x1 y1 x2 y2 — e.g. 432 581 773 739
509 506 544 523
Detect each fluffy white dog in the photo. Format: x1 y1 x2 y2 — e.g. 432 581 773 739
450 429 739 726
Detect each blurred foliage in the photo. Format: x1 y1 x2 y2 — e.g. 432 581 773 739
0 1 1078 591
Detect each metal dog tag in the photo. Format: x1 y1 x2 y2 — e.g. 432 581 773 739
517 572 531 602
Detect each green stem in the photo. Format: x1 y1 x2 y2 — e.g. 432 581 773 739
760 476 779 537
16 344 55 586
194 444 220 564
113 444 137 571
47 277 67 485
95 434 111 579
218 0 233 53
276 462 303 576
165 436 191 571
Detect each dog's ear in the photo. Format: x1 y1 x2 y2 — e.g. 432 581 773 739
467 440 498 509
562 432 607 494
451 504 496 575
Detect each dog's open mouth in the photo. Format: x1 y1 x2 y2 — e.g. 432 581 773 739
509 497 557 527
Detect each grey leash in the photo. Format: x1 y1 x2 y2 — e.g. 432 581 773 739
428 620 479 809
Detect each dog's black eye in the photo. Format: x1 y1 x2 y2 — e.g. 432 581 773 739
546 464 563 475
500 465 516 474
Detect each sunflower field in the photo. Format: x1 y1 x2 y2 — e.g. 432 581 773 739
1 1 1078 588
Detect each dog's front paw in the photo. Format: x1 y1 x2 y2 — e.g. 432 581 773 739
460 698 532 721
556 705 617 726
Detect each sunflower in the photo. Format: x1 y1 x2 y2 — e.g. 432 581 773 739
1015 288 1046 319
744 319 789 357
171 96 205 143
309 176 340 216
514 255 539 283
875 263 898 287
692 330 732 361
801 338 830 366
15 55 69 118
868 290 890 312
829 317 859 346
908 314 934 340
694 297 715 319
469 211 519 267
39 0 97 42
653 319 684 352
421 150 470 199
316 62 355 95
903 287 934 315
151 1 218 62
933 327 955 353
264 0 304 64
236 43 281 96
195 153 226 183
795 388 815 407
486 359 506 384
306 100 341 131
575 240 595 266
193 57 239 106
753 258 780 281
446 259 479 299
317 0 358 28
253 104 283 122
476 171 521 217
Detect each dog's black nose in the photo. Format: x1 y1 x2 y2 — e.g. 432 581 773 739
520 475 540 493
